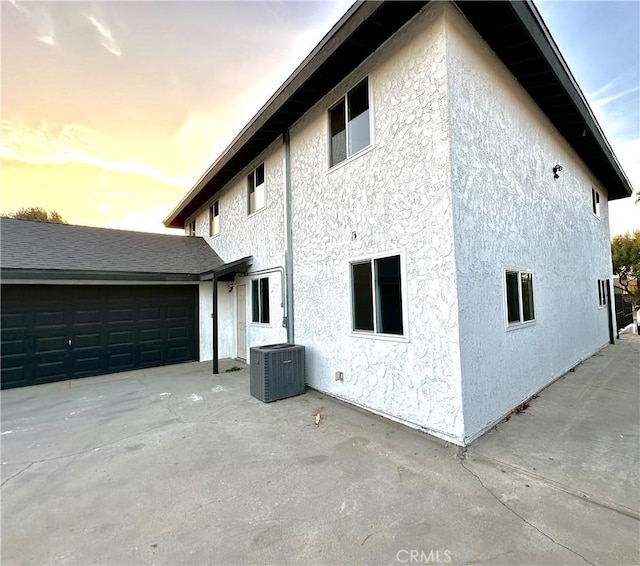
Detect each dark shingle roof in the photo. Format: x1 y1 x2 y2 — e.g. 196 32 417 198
0 219 224 280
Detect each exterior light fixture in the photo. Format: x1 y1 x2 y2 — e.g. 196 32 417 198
553 164 563 179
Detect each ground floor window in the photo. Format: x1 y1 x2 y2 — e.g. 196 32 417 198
351 254 404 335
505 270 535 325
251 277 269 323
598 279 608 307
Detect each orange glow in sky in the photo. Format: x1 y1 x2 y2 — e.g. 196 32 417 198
1 1 638 236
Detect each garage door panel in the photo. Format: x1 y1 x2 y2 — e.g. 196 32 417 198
1 285 197 389
140 328 162 342
108 309 134 323
34 359 68 381
35 335 68 354
139 307 162 322
34 311 66 328
73 354 104 375
1 312 27 329
167 346 189 362
74 309 102 325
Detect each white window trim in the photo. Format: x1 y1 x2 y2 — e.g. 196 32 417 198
504 269 536 331
349 250 409 342
250 276 271 326
592 187 602 219
248 163 266 216
327 76 374 172
187 219 196 236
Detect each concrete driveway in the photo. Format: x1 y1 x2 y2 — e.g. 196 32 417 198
2 335 639 565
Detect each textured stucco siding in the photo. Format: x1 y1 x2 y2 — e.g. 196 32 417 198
445 7 613 441
198 282 235 361
289 3 465 443
188 140 287 357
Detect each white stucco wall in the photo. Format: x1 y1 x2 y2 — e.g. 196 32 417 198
445 6 613 442
188 139 287 358
289 3 465 443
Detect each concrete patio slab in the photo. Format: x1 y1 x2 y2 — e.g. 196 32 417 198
1 336 638 565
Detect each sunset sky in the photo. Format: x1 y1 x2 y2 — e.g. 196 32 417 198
2 1 638 236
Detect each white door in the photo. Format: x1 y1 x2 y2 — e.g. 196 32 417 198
236 285 247 360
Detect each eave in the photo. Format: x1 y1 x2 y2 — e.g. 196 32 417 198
164 0 633 229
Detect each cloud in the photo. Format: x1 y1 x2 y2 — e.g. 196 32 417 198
85 12 121 56
9 0 56 46
0 119 191 188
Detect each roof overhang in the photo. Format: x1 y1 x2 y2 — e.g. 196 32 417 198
200 256 253 282
164 0 633 229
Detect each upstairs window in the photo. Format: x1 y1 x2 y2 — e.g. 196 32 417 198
187 219 196 236
251 277 270 324
329 78 370 167
248 163 265 215
209 201 220 236
505 270 535 326
351 254 404 336
598 279 607 307
592 188 601 217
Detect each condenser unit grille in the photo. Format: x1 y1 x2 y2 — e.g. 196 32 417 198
250 343 305 402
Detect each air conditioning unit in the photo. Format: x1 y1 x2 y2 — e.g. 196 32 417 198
250 343 305 402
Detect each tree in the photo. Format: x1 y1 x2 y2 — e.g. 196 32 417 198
611 230 640 307
2 207 67 224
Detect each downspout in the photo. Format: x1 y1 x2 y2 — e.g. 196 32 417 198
213 273 219 374
606 278 615 344
284 129 295 343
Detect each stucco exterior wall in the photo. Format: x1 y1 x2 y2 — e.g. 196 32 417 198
445 6 613 442
187 139 287 358
289 3 465 443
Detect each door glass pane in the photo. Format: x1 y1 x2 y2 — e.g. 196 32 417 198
251 280 259 323
352 262 374 331
521 273 534 321
330 100 346 166
259 278 269 323
375 255 403 335
348 79 370 155
506 272 520 323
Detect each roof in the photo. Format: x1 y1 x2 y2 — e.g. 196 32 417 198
0 219 224 282
164 0 633 229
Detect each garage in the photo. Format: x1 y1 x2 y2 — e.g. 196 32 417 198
1 285 198 389
0 219 225 389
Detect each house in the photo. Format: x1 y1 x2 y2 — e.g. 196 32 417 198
0 219 231 389
163 0 632 445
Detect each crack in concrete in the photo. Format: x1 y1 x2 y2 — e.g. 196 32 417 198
469 452 640 520
0 422 169 487
0 462 34 488
458 453 595 566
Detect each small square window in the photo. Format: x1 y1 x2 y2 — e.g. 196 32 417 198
329 78 370 167
351 254 404 335
592 188 601 217
187 219 196 236
248 163 266 215
209 201 220 236
251 277 269 324
505 270 535 326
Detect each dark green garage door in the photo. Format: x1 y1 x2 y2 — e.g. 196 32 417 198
1 285 198 389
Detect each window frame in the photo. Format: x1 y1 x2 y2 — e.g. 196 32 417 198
209 200 220 237
597 279 608 308
187 219 196 236
504 269 536 329
349 251 408 341
327 77 373 170
251 277 270 325
247 163 266 216
592 188 601 218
